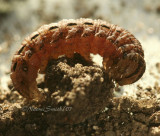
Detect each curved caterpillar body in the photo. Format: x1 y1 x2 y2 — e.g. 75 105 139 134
11 18 145 101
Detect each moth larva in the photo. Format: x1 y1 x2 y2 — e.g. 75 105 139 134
10 18 146 101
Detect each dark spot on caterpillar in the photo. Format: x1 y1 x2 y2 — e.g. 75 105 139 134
52 39 59 43
27 45 35 51
82 29 95 37
27 50 33 58
82 33 90 37
112 58 119 65
52 32 64 43
116 30 121 33
26 46 35 57
31 34 39 40
123 52 128 58
84 22 93 25
40 42 44 50
128 37 134 43
96 32 106 38
114 40 119 45
101 25 110 29
23 66 28 72
59 31 63 37
49 26 59 30
18 45 25 54
67 23 77 26
20 81 25 85
12 62 17 71
76 28 83 34
109 39 114 43
22 59 28 72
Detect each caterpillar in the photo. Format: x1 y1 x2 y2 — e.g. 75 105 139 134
10 18 146 101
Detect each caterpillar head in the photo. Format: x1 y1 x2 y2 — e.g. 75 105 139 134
103 53 146 85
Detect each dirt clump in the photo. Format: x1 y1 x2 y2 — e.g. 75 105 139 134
0 54 160 135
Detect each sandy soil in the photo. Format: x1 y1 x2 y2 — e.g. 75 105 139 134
0 0 160 136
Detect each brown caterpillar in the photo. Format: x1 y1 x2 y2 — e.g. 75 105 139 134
10 18 146 101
